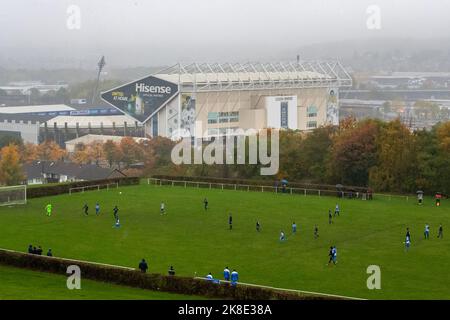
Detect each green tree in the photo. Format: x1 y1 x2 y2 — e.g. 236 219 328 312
369 120 418 192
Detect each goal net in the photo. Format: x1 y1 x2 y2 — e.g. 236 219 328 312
0 185 27 206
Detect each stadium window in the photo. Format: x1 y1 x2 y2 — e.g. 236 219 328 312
217 111 239 123
208 112 218 124
307 105 318 117
307 121 317 128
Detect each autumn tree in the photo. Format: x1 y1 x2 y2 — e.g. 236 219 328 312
327 119 380 186
72 143 90 164
87 141 105 165
435 121 450 193
119 137 144 168
278 130 303 180
0 144 24 186
20 143 38 163
37 140 67 161
103 140 122 168
368 120 418 192
296 126 335 181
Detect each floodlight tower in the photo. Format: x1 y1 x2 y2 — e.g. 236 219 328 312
91 55 106 105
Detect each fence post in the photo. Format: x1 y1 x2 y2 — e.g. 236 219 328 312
172 181 174 187
290 188 292 195
247 186 250 192
304 189 306 196
222 184 224 190
197 183 199 188
184 182 187 188
318 190 320 197
210 183 212 189
262 186 264 192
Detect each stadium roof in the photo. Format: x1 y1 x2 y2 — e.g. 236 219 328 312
154 61 352 92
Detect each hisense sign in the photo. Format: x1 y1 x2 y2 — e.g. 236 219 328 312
135 83 172 94
101 75 178 123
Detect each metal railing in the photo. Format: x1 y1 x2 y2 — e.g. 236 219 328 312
147 178 410 201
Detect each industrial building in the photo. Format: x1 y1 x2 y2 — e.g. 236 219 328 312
0 103 144 145
101 61 353 139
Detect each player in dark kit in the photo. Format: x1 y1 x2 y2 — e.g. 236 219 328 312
113 205 119 220
438 224 443 239
327 246 334 265
204 198 208 211
406 227 411 241
229 214 233 230
314 225 319 239
83 204 89 215
328 210 333 224
256 221 261 232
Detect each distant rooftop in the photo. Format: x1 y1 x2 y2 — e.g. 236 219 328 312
42 115 142 128
65 134 148 146
0 104 75 114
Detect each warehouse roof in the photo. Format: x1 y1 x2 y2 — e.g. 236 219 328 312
40 115 142 128
154 61 352 91
0 104 75 114
65 134 148 146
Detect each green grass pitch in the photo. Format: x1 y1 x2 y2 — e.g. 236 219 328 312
0 265 204 300
0 183 449 299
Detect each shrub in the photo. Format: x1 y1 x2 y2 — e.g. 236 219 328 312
27 177 140 198
0 249 339 300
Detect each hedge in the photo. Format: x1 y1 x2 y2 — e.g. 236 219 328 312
26 177 140 199
0 249 340 300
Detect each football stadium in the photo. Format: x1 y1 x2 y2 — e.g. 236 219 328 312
2 2 450 314
101 62 353 138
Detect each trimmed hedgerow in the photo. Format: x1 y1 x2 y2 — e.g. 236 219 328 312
27 177 140 199
0 249 340 300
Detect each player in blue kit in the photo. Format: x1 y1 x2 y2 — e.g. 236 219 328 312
230 269 239 286
223 267 230 281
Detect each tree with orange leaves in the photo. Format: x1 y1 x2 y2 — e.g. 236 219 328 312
0 144 24 185
72 143 90 164
103 140 122 168
36 140 67 161
119 137 143 167
20 143 38 163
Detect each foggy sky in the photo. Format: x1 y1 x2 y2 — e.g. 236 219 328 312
1 0 450 68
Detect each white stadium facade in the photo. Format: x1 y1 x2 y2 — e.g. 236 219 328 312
101 61 353 139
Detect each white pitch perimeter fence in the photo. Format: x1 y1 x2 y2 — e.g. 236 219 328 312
147 178 410 201
69 182 119 195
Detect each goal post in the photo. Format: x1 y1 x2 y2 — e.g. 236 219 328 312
0 185 27 206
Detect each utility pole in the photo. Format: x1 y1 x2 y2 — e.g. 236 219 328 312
91 55 106 105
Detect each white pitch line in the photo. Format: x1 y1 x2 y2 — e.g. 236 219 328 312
194 277 367 300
